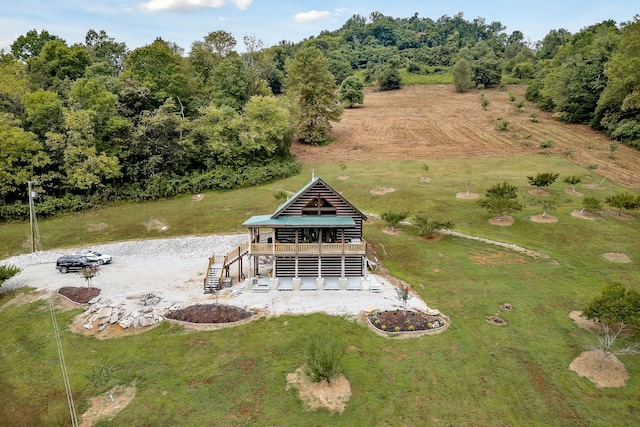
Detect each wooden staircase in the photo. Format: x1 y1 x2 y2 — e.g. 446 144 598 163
204 263 223 293
203 242 249 293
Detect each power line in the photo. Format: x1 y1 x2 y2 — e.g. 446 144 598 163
49 296 78 427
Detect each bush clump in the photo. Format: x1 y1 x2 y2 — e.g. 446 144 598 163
0 264 21 287
305 335 344 384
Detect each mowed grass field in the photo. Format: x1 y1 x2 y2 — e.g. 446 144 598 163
1 85 640 426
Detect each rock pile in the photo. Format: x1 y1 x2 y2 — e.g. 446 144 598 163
78 293 181 331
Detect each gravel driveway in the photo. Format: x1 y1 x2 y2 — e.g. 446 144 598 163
1 234 429 317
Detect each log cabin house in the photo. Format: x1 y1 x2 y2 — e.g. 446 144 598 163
242 176 371 291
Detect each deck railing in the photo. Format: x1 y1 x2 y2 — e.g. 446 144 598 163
249 242 365 255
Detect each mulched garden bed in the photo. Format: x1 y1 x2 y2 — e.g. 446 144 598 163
58 286 101 304
166 304 253 324
368 309 445 333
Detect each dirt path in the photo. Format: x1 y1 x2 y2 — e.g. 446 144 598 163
440 229 550 259
292 84 640 188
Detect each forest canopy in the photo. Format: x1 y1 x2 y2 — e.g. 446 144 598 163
1 12 638 220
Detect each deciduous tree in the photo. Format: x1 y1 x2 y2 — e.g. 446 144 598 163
0 54 29 115
339 76 364 107
11 29 64 60
210 55 250 110
453 58 474 92
0 113 50 202
286 46 342 145
583 282 640 328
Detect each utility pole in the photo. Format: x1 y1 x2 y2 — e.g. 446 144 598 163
28 180 35 252
28 180 41 252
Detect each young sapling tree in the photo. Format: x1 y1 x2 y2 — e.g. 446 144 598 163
581 196 602 215
395 282 413 316
380 210 409 232
78 265 99 288
533 197 557 218
413 214 454 239
605 192 640 216
305 335 344 384
478 181 522 221
420 163 429 179
339 162 347 177
563 175 582 193
582 283 640 367
527 172 559 193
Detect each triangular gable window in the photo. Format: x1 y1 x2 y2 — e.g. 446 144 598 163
302 195 337 215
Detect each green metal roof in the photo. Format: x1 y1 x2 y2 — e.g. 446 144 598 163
243 215 356 228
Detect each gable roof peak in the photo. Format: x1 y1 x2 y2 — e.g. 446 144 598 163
272 176 366 220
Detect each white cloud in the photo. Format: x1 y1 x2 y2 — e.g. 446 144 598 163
294 10 332 23
140 0 252 13
229 0 252 10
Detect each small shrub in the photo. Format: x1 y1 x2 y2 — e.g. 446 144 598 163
514 99 525 111
406 62 421 73
587 164 599 170
413 214 454 239
530 113 539 123
495 117 510 132
480 94 489 110
508 91 516 102
539 139 554 149
84 364 115 387
0 264 21 286
305 335 344 384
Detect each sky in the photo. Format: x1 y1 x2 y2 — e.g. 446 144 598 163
1 1 636 54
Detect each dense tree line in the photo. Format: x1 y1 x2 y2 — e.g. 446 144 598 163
525 18 640 146
1 12 638 220
0 30 303 220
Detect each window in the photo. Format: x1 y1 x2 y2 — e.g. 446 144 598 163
302 195 337 216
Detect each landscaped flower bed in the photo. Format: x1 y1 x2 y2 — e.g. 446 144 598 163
58 286 101 304
166 304 253 324
368 309 445 333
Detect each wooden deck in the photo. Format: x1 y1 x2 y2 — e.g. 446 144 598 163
249 242 365 256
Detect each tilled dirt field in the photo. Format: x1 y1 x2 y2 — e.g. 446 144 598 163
292 84 640 188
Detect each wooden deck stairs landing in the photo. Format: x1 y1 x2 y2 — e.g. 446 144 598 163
204 242 249 293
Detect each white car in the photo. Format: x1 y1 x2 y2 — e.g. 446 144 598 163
72 250 113 265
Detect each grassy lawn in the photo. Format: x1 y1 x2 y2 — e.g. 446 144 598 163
1 157 639 425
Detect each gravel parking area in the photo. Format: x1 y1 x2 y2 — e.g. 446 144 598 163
1 235 430 317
